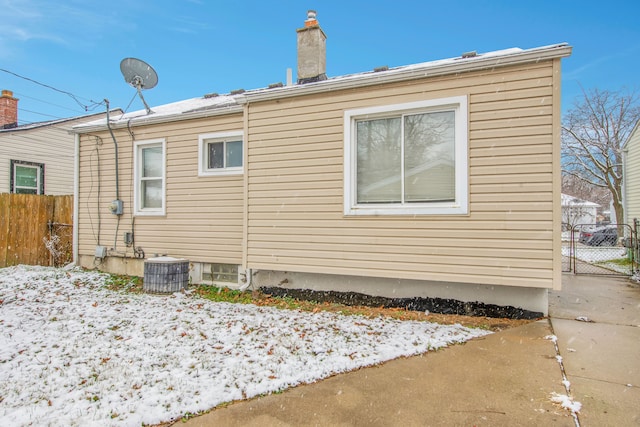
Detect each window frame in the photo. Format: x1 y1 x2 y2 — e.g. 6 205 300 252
10 159 44 194
198 131 244 176
134 138 166 216
343 96 468 216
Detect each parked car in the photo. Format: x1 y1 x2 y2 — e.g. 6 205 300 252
578 226 618 246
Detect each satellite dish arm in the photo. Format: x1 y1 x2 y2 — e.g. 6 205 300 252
135 82 154 115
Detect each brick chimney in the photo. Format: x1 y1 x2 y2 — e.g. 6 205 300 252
1 90 18 129
296 10 327 84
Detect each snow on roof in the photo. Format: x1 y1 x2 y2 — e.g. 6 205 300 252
73 95 240 129
561 193 600 207
73 43 570 132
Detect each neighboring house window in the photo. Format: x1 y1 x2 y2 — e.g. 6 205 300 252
198 131 244 176
134 139 165 215
10 160 44 194
343 96 468 216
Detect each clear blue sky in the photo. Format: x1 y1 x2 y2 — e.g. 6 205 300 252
2 0 639 125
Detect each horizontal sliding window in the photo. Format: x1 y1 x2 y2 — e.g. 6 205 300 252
198 131 244 176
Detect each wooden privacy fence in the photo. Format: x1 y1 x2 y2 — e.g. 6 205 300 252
0 193 73 268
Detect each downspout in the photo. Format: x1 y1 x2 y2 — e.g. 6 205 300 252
73 133 80 265
105 101 124 252
105 100 120 201
239 99 252 291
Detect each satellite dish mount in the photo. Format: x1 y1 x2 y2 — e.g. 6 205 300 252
120 57 158 114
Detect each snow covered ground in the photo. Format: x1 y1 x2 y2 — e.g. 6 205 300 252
0 266 490 426
561 245 627 262
562 245 631 273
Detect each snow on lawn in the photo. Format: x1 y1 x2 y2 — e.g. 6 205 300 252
0 266 491 426
561 245 627 263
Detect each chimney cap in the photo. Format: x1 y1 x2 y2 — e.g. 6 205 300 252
305 10 318 27
2 89 15 98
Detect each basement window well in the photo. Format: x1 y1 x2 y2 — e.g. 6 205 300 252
202 263 239 284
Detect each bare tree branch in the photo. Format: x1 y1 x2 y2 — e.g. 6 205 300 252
561 87 640 229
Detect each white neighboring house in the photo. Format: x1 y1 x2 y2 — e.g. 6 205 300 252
561 193 599 229
623 118 640 226
0 89 120 195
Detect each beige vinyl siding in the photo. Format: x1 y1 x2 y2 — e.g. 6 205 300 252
77 114 244 265
625 123 640 223
246 61 558 288
0 124 77 194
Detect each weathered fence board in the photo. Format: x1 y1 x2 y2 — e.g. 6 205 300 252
0 193 73 268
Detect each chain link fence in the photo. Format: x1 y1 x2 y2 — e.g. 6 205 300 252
568 223 636 276
561 222 574 272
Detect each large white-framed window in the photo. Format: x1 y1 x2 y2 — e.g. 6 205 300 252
134 139 166 216
10 160 44 194
344 96 468 216
198 131 244 176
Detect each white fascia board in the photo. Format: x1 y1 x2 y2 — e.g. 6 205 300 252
71 105 245 134
622 118 640 150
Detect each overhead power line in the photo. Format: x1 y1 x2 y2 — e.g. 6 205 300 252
0 68 105 112
15 91 87 114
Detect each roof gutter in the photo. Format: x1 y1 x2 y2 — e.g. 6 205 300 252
71 104 244 133
238 43 572 104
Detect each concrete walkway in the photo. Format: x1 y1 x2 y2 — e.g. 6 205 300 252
178 274 640 426
549 274 640 426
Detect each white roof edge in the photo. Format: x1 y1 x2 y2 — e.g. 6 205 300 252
239 43 572 104
1 108 123 133
561 193 600 207
71 104 244 133
622 117 640 150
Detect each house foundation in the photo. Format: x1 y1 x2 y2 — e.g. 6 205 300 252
252 270 549 316
78 255 548 316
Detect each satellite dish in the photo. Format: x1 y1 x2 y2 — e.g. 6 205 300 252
120 57 158 114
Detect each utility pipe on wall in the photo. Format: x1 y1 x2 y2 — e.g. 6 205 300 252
105 100 120 203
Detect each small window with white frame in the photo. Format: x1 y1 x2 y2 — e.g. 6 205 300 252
134 139 166 216
10 160 44 194
198 131 244 176
343 96 468 216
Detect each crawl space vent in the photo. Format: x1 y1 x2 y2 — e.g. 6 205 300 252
143 257 189 293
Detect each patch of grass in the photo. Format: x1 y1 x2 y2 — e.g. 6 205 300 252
601 257 633 266
104 274 143 293
195 285 255 304
94 275 528 332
